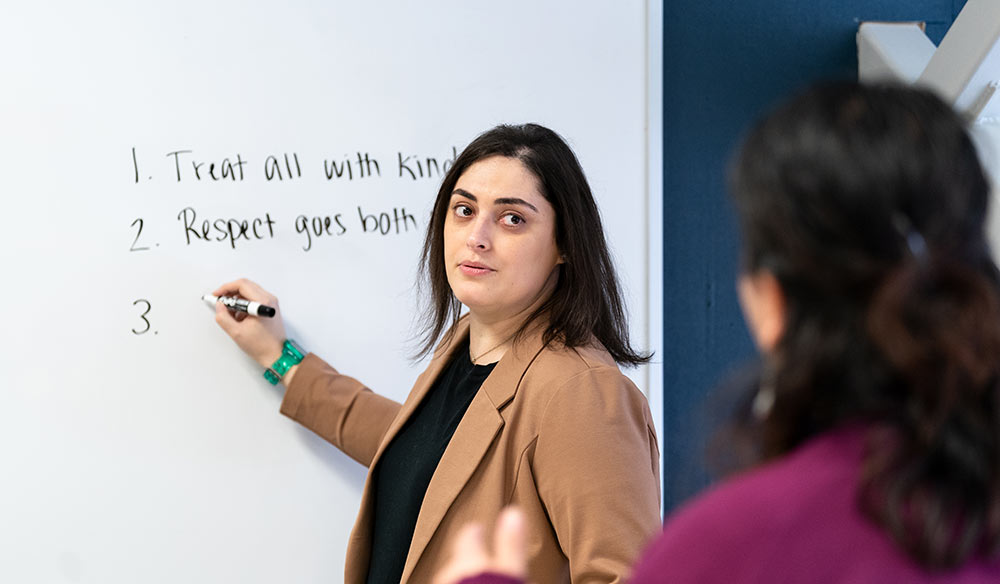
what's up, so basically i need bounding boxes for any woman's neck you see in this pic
[467,314,527,365]
[466,267,558,364]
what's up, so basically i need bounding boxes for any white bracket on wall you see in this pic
[857,22,936,85]
[858,0,1000,254]
[858,0,1000,123]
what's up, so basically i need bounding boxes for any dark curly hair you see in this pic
[416,123,649,366]
[729,81,1000,568]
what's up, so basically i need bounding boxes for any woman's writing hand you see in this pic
[211,278,287,370]
[433,508,527,584]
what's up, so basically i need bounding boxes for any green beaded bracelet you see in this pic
[263,339,305,385]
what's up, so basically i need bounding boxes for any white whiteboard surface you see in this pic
[0,2,661,582]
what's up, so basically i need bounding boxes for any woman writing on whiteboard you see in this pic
[436,83,1000,583]
[209,124,661,583]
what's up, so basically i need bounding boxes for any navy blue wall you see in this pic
[661,0,969,512]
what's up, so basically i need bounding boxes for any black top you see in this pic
[365,339,497,584]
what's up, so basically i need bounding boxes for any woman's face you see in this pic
[443,156,563,322]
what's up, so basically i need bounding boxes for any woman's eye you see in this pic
[501,214,524,226]
[454,204,473,217]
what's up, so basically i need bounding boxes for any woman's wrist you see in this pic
[259,341,285,369]
[281,362,301,387]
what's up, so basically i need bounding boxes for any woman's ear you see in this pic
[737,270,786,353]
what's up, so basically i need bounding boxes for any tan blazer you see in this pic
[280,317,661,583]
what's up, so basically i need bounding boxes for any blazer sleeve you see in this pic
[279,353,402,467]
[532,367,662,583]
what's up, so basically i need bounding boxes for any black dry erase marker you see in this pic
[202,294,276,317]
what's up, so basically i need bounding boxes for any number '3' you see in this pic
[132,299,151,334]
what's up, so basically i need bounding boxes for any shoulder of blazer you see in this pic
[529,337,620,376]
[514,338,631,402]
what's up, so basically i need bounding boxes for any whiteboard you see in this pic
[0,2,660,582]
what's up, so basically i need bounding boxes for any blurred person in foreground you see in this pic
[435,81,1000,583]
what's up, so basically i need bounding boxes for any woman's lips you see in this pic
[459,262,494,276]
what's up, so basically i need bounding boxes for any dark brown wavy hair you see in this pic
[415,123,649,366]
[729,82,1000,568]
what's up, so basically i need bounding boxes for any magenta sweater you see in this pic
[630,425,999,583]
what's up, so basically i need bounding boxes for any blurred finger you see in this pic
[453,523,489,568]
[493,508,527,577]
[434,523,488,584]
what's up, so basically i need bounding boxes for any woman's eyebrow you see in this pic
[451,189,540,213]
[451,188,477,201]
[494,197,539,212]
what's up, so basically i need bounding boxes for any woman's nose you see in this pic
[467,217,491,251]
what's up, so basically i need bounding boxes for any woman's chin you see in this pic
[456,296,490,314]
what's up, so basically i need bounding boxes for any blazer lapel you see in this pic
[344,319,471,583]
[399,326,548,582]
[369,320,470,465]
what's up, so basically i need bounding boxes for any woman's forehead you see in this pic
[454,156,545,203]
